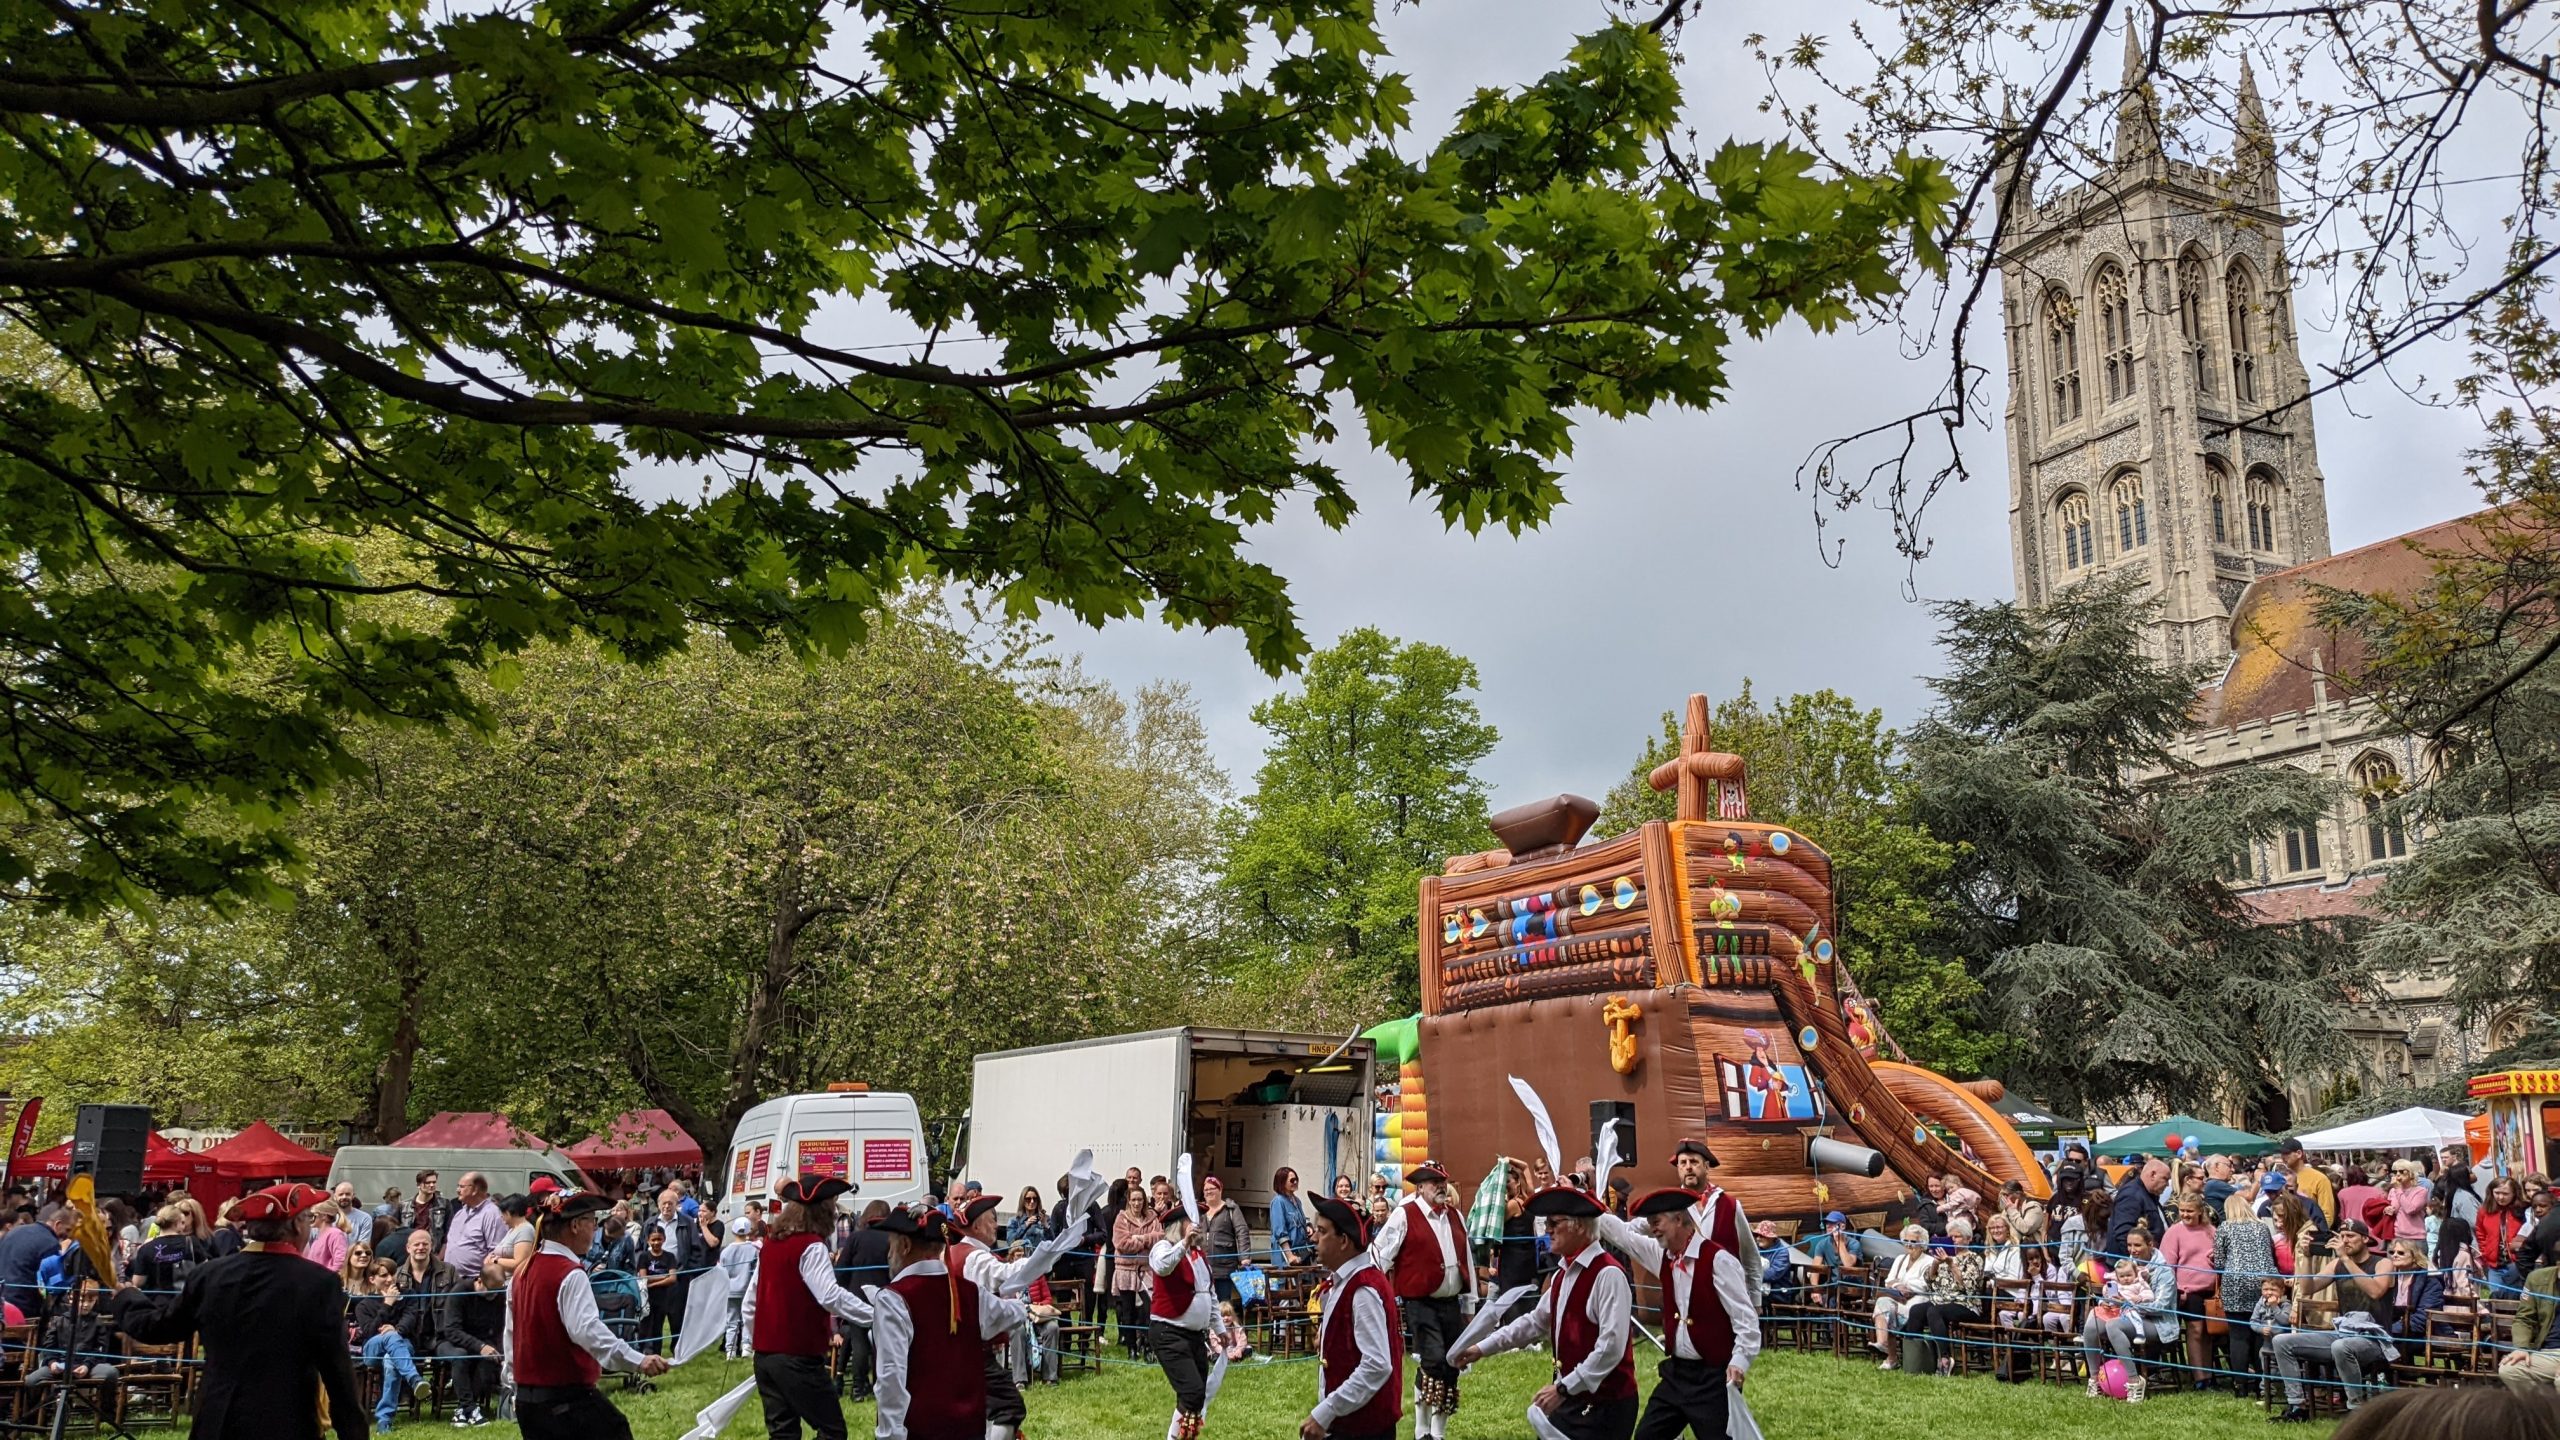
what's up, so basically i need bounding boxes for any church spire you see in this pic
[2114,22,2162,166]
[1993,94,2036,229]
[2233,56,2277,204]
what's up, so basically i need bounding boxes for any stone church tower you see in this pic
[1999,32,2333,666]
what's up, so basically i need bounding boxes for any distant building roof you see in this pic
[2194,510,2504,732]
[2241,872,2385,926]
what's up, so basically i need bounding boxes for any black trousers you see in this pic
[755,1351,846,1440]
[1152,1323,1210,1414]
[1550,1391,1640,1440]
[1632,1358,1729,1440]
[984,1343,1026,1426]
[1403,1294,1463,1384]
[434,1342,496,1410]
[838,1315,874,1398]
[517,1385,632,1440]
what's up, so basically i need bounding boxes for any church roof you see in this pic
[2192,510,2504,732]
[2241,873,2384,926]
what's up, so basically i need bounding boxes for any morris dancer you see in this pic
[116,1182,368,1440]
[874,1208,1031,1440]
[1452,1185,1636,1440]
[1301,1196,1402,1440]
[955,1192,1085,1440]
[1669,1139,1759,1305]
[502,1182,669,1440]
[1599,1189,1760,1440]
[1150,1200,1216,1439]
[750,1176,872,1440]
[1368,1160,1475,1438]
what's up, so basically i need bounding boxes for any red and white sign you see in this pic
[746,1143,772,1189]
[861,1138,912,1181]
[797,1138,851,1182]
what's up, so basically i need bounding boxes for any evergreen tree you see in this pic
[1218,629,1498,1019]
[1906,573,2365,1122]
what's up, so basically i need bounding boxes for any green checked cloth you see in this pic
[1466,1157,1513,1243]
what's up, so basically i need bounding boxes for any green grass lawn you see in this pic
[368,1342,2334,1439]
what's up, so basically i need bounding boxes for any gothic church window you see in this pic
[2057,491,2094,571]
[2246,471,2281,553]
[2282,823,2322,874]
[2111,473,2149,551]
[2226,265,2259,402]
[2206,459,2231,545]
[2355,753,2408,861]
[2095,265,2135,403]
[2177,255,2212,394]
[2045,291,2082,423]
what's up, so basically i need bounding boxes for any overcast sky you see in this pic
[1012,0,2495,808]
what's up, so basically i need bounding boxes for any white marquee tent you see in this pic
[2293,1107,2475,1153]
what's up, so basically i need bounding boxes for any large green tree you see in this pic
[1595,685,2000,1075]
[0,608,1225,1147]
[0,0,1953,910]
[1906,573,2364,1123]
[2328,290,2560,1026]
[1218,627,1497,1020]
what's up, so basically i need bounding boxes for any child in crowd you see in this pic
[1214,1299,1252,1362]
[2250,1276,2294,1344]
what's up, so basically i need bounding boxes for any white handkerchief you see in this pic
[1204,1346,1231,1408]
[679,1377,758,1440]
[1449,1284,1535,1368]
[1528,1402,1572,1440]
[673,1267,733,1365]
[1730,1386,1763,1440]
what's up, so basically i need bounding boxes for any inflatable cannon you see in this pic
[1409,695,2045,1223]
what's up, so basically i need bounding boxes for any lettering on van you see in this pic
[862,1138,913,1181]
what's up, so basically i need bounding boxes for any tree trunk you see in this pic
[362,908,429,1144]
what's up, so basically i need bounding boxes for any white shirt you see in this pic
[1148,1236,1215,1332]
[740,1235,869,1330]
[873,1259,1030,1440]
[1310,1254,1395,1430]
[500,1241,648,1380]
[955,1224,1078,1300]
[1368,1197,1469,1299]
[1594,1214,1758,1372]
[1473,1244,1632,1395]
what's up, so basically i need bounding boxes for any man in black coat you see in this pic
[115,1182,364,1440]
[2104,1157,2170,1259]
[834,1200,896,1400]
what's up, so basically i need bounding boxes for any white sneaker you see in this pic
[2085,1378,2102,1398]
[2126,1377,2146,1405]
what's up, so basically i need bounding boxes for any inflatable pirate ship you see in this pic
[1407,695,2048,1222]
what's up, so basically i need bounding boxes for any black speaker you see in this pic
[71,1104,151,1196]
[1590,1101,1636,1170]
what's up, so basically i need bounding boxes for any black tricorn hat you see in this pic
[1524,1185,1605,1221]
[776,1176,855,1210]
[1631,1187,1701,1220]
[1310,1195,1367,1245]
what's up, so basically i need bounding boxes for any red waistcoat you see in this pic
[888,1267,987,1440]
[1322,1265,1405,1435]
[1659,1240,1736,1368]
[1388,1199,1471,1300]
[754,1232,834,1357]
[1550,1250,1638,1402]
[510,1252,602,1389]
[1698,1190,1743,1259]
[1151,1249,1207,1321]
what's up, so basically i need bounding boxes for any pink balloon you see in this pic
[2098,1359,2132,1400]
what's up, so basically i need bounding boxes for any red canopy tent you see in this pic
[196,1121,332,1179]
[564,1110,702,1171]
[15,1131,222,1190]
[390,1112,550,1150]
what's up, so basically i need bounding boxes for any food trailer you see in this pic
[2465,1065,2560,1178]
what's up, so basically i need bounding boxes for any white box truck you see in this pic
[715,1087,933,1224]
[962,1027,1375,1216]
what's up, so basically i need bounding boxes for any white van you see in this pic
[326,1145,592,1206]
[717,1087,930,1222]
